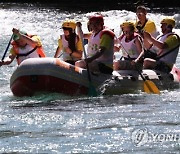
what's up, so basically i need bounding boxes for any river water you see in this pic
[0,4,180,153]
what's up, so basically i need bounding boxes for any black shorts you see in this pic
[155,61,172,73]
[98,63,113,74]
[144,50,157,60]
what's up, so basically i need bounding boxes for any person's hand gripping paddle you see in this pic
[77,25,98,97]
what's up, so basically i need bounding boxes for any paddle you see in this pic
[120,42,160,94]
[1,34,14,62]
[77,25,98,97]
[58,53,63,58]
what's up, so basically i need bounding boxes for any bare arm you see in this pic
[64,47,82,59]
[143,31,167,49]
[54,46,62,58]
[13,28,39,47]
[71,50,82,59]
[0,53,16,66]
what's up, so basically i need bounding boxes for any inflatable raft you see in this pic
[10,58,180,96]
[100,68,180,95]
[10,58,110,96]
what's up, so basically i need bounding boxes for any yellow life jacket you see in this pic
[135,19,157,35]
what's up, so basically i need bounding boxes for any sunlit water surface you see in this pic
[0,4,180,153]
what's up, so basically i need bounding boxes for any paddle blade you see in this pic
[88,83,98,97]
[143,80,160,94]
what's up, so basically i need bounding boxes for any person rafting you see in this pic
[135,5,159,50]
[142,18,180,73]
[75,14,115,74]
[54,20,83,65]
[113,21,144,70]
[0,28,46,66]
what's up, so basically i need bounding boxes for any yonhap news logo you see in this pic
[131,128,180,147]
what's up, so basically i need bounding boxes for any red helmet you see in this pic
[89,14,104,25]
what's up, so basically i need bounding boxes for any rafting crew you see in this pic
[0,28,46,66]
[142,18,180,73]
[113,21,144,70]
[75,14,115,74]
[1,13,179,76]
[54,20,83,65]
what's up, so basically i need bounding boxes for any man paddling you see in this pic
[0,28,46,66]
[135,5,159,50]
[143,18,180,73]
[75,14,115,74]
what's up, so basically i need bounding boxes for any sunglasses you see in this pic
[62,27,72,31]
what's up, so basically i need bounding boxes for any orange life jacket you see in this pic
[11,35,46,65]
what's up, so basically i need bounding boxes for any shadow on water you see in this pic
[10,91,159,110]
[0,130,24,139]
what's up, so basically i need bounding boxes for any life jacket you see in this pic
[12,35,46,65]
[60,34,81,61]
[87,32,101,57]
[136,19,159,37]
[87,28,115,67]
[119,33,142,59]
[152,32,180,65]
